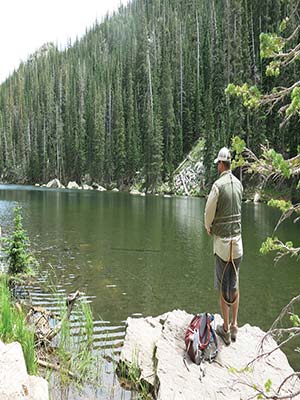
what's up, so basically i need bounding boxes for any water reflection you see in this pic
[0,185,299,382]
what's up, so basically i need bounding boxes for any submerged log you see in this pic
[45,290,81,342]
[23,290,81,348]
[37,359,78,380]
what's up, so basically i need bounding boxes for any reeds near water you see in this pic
[0,277,36,374]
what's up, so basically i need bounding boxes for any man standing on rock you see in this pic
[204,147,243,345]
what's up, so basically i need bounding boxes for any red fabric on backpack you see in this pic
[184,313,211,363]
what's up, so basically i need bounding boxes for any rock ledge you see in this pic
[0,340,48,399]
[119,309,300,400]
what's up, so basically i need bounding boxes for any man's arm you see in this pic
[204,184,219,235]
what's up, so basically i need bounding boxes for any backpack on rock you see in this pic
[184,312,219,366]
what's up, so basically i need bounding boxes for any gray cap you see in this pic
[214,147,231,164]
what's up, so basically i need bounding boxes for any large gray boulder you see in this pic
[130,188,142,195]
[46,178,63,189]
[254,192,261,203]
[0,340,48,399]
[67,181,80,189]
[120,310,300,400]
[91,182,107,191]
[97,185,107,192]
[82,184,93,190]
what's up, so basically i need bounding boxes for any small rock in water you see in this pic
[254,192,261,203]
[130,188,141,195]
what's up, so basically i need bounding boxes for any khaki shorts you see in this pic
[214,254,242,292]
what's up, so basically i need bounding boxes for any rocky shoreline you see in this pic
[119,310,300,400]
[1,177,267,204]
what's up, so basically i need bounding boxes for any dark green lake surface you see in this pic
[0,185,299,397]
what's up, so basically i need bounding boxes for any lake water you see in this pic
[0,185,299,398]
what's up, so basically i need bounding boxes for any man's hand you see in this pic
[206,228,211,235]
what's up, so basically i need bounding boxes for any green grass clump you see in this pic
[0,277,36,374]
[53,294,100,390]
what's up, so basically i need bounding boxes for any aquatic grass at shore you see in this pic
[0,276,37,374]
[42,288,102,397]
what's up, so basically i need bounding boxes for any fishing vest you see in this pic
[211,171,243,238]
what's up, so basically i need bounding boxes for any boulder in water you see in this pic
[97,185,107,192]
[67,181,80,189]
[46,178,63,189]
[254,192,261,203]
[82,184,93,190]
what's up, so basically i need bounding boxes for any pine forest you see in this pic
[0,0,299,190]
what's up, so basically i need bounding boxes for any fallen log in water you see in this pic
[16,289,85,381]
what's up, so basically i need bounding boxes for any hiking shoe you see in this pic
[230,325,238,342]
[216,324,231,346]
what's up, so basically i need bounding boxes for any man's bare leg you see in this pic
[220,295,230,331]
[231,290,239,328]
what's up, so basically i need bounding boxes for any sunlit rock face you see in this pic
[120,309,300,400]
[0,340,48,400]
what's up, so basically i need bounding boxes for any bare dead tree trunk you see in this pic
[250,3,257,84]
[179,23,183,128]
[146,48,154,130]
[196,11,200,85]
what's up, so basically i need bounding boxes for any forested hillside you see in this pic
[0,0,299,190]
